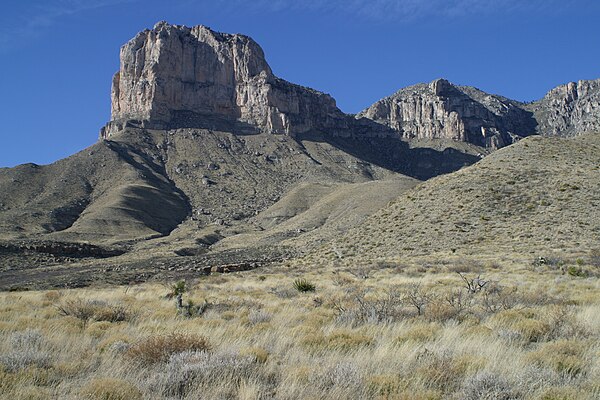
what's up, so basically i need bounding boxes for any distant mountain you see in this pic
[358,78,600,148]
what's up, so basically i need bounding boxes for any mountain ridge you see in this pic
[1,22,599,289]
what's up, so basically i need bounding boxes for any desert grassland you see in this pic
[1,255,599,400]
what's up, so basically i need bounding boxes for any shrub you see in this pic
[126,333,211,365]
[293,278,316,292]
[0,330,52,372]
[247,310,272,325]
[332,287,405,325]
[80,378,142,400]
[160,350,258,397]
[567,266,586,277]
[460,371,516,400]
[57,299,133,325]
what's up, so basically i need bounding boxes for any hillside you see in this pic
[319,132,600,263]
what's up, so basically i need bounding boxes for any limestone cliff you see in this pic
[101,22,600,149]
[356,79,538,148]
[102,21,349,138]
[527,79,600,137]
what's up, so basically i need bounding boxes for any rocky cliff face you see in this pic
[357,78,600,148]
[102,22,600,149]
[527,79,600,137]
[356,79,538,148]
[102,21,349,138]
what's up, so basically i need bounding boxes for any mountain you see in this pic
[102,21,354,138]
[357,78,600,149]
[0,23,480,249]
[357,78,537,148]
[1,22,599,289]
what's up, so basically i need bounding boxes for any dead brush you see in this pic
[126,333,211,365]
[56,299,134,325]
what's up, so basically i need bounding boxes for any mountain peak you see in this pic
[429,78,453,96]
[101,22,348,139]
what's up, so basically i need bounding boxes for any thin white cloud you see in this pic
[219,0,570,21]
[0,0,134,52]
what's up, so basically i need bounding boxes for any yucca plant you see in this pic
[293,278,316,292]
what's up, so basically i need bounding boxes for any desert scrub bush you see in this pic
[526,339,588,377]
[0,329,52,372]
[332,287,405,325]
[567,265,587,277]
[301,329,373,352]
[459,371,517,400]
[167,280,207,317]
[57,299,133,325]
[309,362,363,391]
[126,333,211,365]
[247,309,272,325]
[153,350,261,398]
[80,377,142,400]
[293,278,316,292]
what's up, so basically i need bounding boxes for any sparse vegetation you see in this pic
[126,333,211,365]
[0,258,598,399]
[293,278,316,292]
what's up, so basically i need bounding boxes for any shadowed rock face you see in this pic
[103,21,349,138]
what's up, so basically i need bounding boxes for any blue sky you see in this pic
[1,0,599,167]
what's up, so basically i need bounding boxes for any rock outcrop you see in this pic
[101,22,600,149]
[357,78,600,148]
[102,21,349,138]
[527,79,600,137]
[356,79,538,148]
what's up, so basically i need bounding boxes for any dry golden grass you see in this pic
[1,256,599,399]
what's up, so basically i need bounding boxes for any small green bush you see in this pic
[293,278,316,292]
[567,266,586,277]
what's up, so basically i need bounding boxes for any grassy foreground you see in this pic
[1,255,599,399]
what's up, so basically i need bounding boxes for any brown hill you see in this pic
[316,132,600,263]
